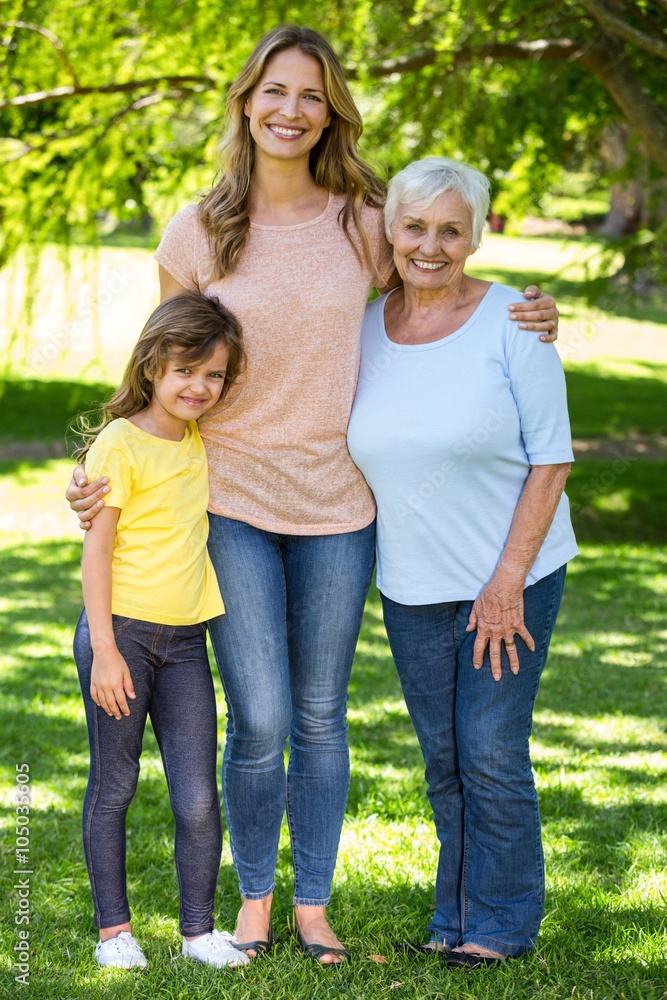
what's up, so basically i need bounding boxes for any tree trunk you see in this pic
[578,32,667,177]
[598,124,644,237]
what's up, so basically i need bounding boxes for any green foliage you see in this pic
[1,0,666,268]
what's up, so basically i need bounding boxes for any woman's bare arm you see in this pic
[82,506,136,719]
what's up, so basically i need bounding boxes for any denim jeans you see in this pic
[381,565,566,956]
[206,514,376,905]
[74,610,222,935]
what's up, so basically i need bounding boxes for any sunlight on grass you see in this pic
[1,395,666,996]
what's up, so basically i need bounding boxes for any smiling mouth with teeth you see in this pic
[267,124,305,137]
[411,260,446,270]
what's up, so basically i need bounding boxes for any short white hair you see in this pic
[385,156,491,249]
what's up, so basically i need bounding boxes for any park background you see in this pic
[0,2,665,997]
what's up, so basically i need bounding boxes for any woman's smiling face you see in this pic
[389,190,477,292]
[244,47,331,164]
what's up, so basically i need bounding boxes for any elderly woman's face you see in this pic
[389,190,477,291]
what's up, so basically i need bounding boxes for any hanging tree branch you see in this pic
[0,75,216,111]
[1,20,81,85]
[363,32,667,175]
[577,0,667,60]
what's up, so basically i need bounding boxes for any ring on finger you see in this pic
[505,640,516,647]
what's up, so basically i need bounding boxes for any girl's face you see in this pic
[244,47,331,165]
[146,344,229,435]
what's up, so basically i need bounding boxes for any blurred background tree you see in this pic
[1,0,666,283]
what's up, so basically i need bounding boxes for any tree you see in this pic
[1,0,665,268]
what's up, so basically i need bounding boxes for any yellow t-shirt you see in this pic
[85,418,224,626]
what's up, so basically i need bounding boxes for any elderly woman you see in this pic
[347,157,578,967]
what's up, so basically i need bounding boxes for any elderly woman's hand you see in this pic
[509,286,559,342]
[466,580,536,680]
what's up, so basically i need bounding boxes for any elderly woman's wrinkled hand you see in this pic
[466,582,536,680]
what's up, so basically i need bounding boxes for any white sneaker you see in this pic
[95,931,148,969]
[182,929,250,968]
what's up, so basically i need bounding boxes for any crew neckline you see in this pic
[250,191,335,231]
[120,417,194,444]
[378,283,496,351]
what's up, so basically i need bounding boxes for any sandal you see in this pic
[297,929,350,964]
[231,921,273,956]
[394,940,449,955]
[445,950,507,968]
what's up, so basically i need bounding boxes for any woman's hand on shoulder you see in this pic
[66,466,109,530]
[508,286,559,342]
[466,580,535,680]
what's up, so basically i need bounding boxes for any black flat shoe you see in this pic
[394,941,450,955]
[297,930,350,964]
[444,950,506,969]
[232,921,273,956]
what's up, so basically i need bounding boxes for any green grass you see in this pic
[0,267,666,995]
[0,513,665,998]
[2,358,666,453]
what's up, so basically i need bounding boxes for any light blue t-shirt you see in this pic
[347,283,579,605]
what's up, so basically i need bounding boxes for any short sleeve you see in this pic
[363,204,395,287]
[85,428,134,510]
[506,327,575,466]
[154,205,206,291]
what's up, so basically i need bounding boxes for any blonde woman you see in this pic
[67,26,559,963]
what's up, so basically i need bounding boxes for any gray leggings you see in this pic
[74,610,222,935]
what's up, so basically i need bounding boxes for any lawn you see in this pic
[0,240,666,999]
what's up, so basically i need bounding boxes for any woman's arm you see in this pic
[82,506,136,718]
[466,462,571,680]
[159,265,189,302]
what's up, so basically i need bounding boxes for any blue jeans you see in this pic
[206,514,376,905]
[381,566,566,956]
[74,611,222,936]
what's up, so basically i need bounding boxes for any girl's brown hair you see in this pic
[198,25,386,279]
[74,292,245,461]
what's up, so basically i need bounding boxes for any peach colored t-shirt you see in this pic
[154,194,394,534]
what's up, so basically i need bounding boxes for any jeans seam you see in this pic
[150,624,162,667]
[86,704,104,927]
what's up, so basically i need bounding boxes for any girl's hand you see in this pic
[90,649,136,719]
[466,581,535,680]
[508,286,559,342]
[66,466,110,530]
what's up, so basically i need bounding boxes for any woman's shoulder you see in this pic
[161,203,207,240]
[483,281,522,307]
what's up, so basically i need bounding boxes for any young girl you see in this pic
[73,292,247,970]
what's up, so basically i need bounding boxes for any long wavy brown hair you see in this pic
[199,25,386,279]
[74,293,245,461]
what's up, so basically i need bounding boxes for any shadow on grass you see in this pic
[0,377,114,448]
[565,361,667,440]
[1,535,665,998]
